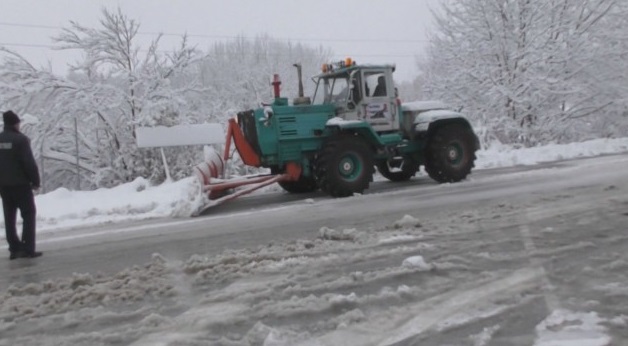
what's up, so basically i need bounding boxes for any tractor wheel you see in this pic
[278,175,318,194]
[315,135,374,197]
[424,123,476,183]
[376,157,419,182]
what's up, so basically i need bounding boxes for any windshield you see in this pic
[312,74,350,106]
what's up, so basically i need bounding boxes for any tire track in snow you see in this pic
[300,267,544,346]
[519,224,560,311]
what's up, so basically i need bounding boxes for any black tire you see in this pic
[278,175,318,193]
[315,135,374,197]
[424,123,476,183]
[376,157,419,182]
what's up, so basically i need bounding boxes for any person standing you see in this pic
[0,110,42,259]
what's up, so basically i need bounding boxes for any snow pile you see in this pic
[0,254,174,323]
[470,325,501,346]
[393,215,422,229]
[534,309,611,346]
[3,177,205,232]
[476,137,628,169]
[401,255,431,270]
[319,226,359,241]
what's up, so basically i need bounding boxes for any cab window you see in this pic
[364,72,388,98]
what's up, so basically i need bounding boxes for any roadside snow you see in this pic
[476,137,628,169]
[1,177,205,233]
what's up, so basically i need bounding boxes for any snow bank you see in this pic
[476,137,628,169]
[31,177,204,232]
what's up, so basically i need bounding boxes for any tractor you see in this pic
[193,58,479,211]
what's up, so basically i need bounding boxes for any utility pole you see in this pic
[40,136,45,193]
[74,117,80,190]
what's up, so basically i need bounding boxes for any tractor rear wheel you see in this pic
[315,135,374,197]
[278,175,318,193]
[376,157,419,182]
[424,123,476,183]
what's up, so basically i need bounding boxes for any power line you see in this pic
[0,42,53,48]
[0,22,59,30]
[0,21,431,44]
[0,43,425,59]
[0,42,427,58]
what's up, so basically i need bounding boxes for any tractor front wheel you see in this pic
[278,175,318,194]
[315,136,374,197]
[424,123,476,183]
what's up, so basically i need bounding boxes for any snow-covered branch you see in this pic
[420,0,628,146]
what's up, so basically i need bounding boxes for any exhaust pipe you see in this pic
[292,63,311,105]
[271,74,281,99]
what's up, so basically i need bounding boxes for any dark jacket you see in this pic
[0,126,40,187]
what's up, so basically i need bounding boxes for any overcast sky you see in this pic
[1,0,439,82]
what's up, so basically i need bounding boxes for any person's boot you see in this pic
[24,251,43,258]
[9,251,25,260]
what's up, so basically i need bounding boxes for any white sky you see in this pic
[0,0,440,82]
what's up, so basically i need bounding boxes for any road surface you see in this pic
[1,153,627,345]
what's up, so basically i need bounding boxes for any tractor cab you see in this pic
[312,58,399,133]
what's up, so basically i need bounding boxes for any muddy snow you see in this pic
[1,174,627,345]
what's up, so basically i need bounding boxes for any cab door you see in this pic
[360,69,397,132]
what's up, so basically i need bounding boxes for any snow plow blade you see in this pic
[192,173,288,215]
[191,118,302,215]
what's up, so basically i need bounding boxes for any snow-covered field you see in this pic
[1,137,628,346]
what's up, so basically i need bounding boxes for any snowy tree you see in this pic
[52,8,204,186]
[0,8,204,189]
[0,8,332,190]
[420,0,628,146]
[195,36,330,121]
[397,76,425,103]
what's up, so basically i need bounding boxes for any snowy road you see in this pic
[1,154,628,345]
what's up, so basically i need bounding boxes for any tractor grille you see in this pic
[280,129,298,136]
[279,116,298,137]
[279,116,296,123]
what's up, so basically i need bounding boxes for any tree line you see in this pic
[420,0,628,146]
[0,8,330,191]
[1,2,626,191]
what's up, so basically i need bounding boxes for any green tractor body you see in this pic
[234,59,479,197]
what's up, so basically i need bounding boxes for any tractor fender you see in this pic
[414,111,480,150]
[325,117,385,148]
[413,109,468,131]
[401,101,475,144]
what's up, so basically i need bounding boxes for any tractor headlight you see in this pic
[263,106,274,119]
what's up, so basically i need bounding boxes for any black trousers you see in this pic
[0,185,36,253]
